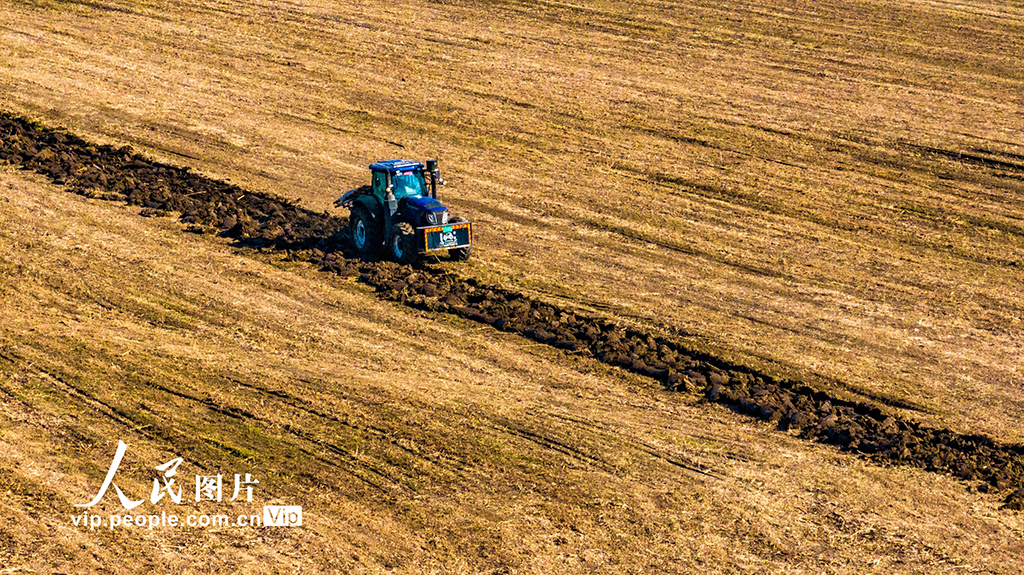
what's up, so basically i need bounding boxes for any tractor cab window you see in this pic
[371,170,388,196]
[391,170,425,199]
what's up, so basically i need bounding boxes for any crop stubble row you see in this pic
[2,112,1022,508]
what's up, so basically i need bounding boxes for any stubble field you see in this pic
[1,0,1023,572]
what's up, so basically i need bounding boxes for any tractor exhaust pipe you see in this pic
[427,159,439,199]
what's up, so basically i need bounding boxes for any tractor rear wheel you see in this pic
[349,205,382,255]
[389,222,418,265]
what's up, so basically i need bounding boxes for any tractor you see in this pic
[334,159,472,264]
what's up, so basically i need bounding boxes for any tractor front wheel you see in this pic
[448,217,472,261]
[389,222,418,265]
[349,205,382,256]
[449,245,472,261]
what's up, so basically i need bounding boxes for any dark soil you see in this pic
[4,111,1023,505]
[0,113,346,250]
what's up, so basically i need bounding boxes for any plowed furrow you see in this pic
[4,111,1023,507]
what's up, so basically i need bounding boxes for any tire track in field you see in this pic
[544,411,722,480]
[0,345,395,495]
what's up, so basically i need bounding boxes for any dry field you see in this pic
[1,0,1023,572]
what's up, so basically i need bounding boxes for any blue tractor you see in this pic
[334,159,473,264]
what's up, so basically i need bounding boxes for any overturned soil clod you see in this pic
[4,111,1023,500]
[0,113,346,249]
[347,261,1024,498]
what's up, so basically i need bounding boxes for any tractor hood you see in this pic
[402,195,447,213]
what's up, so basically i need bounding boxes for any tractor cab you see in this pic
[369,159,428,201]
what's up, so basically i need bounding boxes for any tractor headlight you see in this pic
[425,210,448,225]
